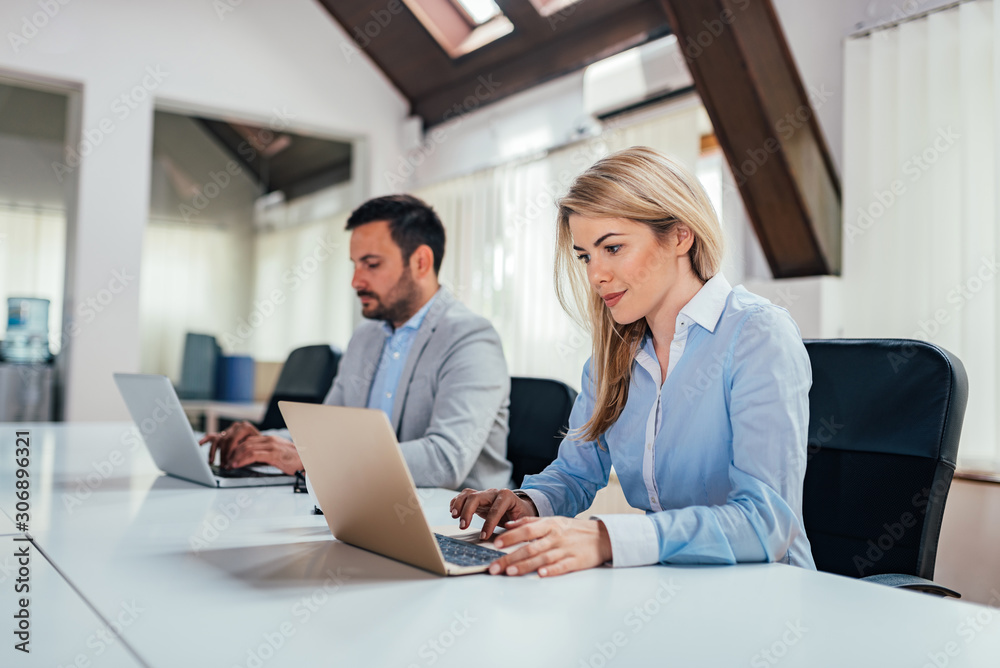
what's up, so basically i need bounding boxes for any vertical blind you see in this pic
[139,221,251,379]
[249,213,355,362]
[139,214,357,379]
[843,0,999,467]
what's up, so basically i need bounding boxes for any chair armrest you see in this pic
[862,573,961,598]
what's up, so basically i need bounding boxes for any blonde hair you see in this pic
[555,146,724,442]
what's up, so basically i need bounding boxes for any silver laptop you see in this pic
[114,373,295,488]
[279,401,507,575]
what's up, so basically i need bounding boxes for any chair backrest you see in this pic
[507,377,578,487]
[176,333,220,400]
[802,339,968,581]
[257,345,342,431]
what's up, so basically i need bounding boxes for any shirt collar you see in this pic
[380,289,439,336]
[677,272,732,334]
[635,272,733,369]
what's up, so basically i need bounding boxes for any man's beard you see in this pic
[358,267,422,325]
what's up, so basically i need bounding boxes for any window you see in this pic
[452,0,501,25]
[403,0,513,58]
[527,0,583,18]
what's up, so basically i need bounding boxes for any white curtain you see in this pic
[415,104,703,389]
[0,207,66,353]
[139,213,356,380]
[139,220,251,381]
[250,213,355,362]
[843,0,1000,468]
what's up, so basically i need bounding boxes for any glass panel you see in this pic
[454,0,501,25]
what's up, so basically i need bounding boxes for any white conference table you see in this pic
[3,423,1000,668]
[0,503,14,534]
[0,509,142,667]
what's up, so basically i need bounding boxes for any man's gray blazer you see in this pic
[322,288,512,490]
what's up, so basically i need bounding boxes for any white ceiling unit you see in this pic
[583,35,694,119]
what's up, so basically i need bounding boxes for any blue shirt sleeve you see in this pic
[520,358,613,516]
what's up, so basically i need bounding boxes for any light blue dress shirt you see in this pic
[520,274,816,569]
[366,292,439,418]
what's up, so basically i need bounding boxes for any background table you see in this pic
[3,423,1000,667]
[179,400,266,433]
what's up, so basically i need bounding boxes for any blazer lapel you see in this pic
[390,289,455,431]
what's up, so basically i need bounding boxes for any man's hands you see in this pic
[199,421,303,475]
[450,488,538,540]
[450,488,614,577]
[200,420,258,467]
[489,517,612,578]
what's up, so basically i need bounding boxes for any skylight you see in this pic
[404,0,512,58]
[454,0,502,25]
[527,0,584,18]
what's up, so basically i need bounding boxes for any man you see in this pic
[200,194,513,490]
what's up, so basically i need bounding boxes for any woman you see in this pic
[450,146,815,577]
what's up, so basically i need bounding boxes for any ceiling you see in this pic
[149,112,354,224]
[318,0,673,127]
[195,118,353,202]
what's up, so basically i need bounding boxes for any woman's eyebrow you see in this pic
[572,232,624,251]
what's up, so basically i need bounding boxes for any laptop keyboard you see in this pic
[434,533,506,567]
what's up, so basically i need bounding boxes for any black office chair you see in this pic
[507,377,578,487]
[219,345,341,433]
[176,333,221,400]
[802,339,968,597]
[254,345,342,431]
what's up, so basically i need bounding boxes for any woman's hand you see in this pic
[488,517,613,577]
[450,488,538,540]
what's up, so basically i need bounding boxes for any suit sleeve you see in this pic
[397,322,510,489]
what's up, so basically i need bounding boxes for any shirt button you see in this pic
[650,495,657,505]
[385,392,392,399]
[392,352,400,359]
[646,442,653,451]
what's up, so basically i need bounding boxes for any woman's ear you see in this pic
[673,224,695,255]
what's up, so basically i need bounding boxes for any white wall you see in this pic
[770,0,940,177]
[0,0,408,420]
[407,70,598,190]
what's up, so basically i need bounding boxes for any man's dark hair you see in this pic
[346,194,446,274]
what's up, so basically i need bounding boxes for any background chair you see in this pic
[802,339,968,597]
[217,344,341,433]
[507,376,577,487]
[255,344,342,431]
[176,333,221,400]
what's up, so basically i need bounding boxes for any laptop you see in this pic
[278,401,507,575]
[114,373,296,488]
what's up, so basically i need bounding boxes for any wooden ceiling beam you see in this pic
[320,0,671,123]
[659,0,841,277]
[414,1,670,125]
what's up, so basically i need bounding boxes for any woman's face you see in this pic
[568,215,691,325]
